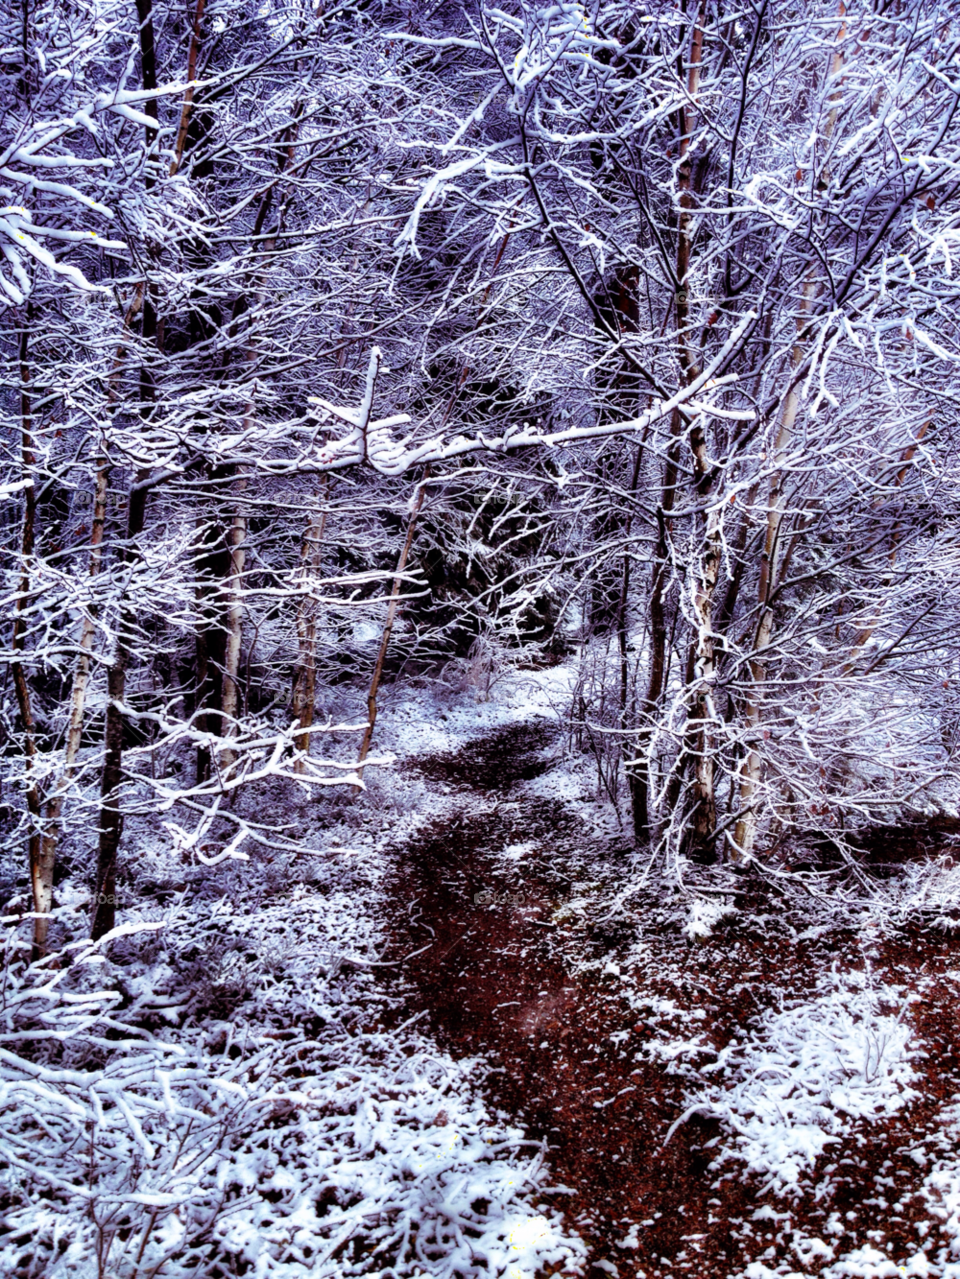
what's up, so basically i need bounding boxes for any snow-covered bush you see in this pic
[673,972,919,1196]
[684,894,737,940]
[892,853,960,930]
[0,910,266,1276]
[0,865,585,1278]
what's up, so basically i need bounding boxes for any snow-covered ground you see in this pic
[0,669,589,1278]
[7,657,960,1278]
[686,970,920,1197]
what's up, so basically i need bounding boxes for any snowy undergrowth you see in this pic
[887,852,960,930]
[684,893,737,940]
[680,971,920,1197]
[0,792,585,1278]
[725,1015,960,1278]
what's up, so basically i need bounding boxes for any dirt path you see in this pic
[382,722,960,1279]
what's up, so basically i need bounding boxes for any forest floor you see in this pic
[374,712,960,1279]
[15,673,960,1279]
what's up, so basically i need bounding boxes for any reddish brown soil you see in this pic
[383,724,960,1279]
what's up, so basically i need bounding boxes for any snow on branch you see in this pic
[308,315,756,477]
[0,72,205,303]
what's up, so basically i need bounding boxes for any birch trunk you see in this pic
[732,279,817,860]
[675,2,721,858]
[353,471,429,789]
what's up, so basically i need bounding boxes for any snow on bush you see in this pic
[0,852,586,1278]
[674,972,919,1196]
[869,1101,960,1279]
[684,894,736,940]
[891,853,960,930]
[205,1043,580,1279]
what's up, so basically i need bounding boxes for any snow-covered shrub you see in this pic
[441,634,508,704]
[684,894,736,940]
[204,1043,584,1279]
[673,972,919,1196]
[893,852,960,929]
[0,866,586,1278]
[0,911,272,1277]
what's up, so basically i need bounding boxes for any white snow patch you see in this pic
[502,840,538,862]
[682,972,919,1196]
[684,894,736,939]
[371,663,574,763]
[819,1243,929,1276]
[875,1101,960,1279]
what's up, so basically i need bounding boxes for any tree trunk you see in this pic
[353,470,429,788]
[648,5,708,854]
[675,3,720,861]
[91,0,164,941]
[219,473,247,779]
[591,271,641,634]
[91,481,149,940]
[133,0,159,130]
[615,441,645,835]
[633,417,682,843]
[169,0,206,178]
[214,154,300,782]
[732,277,817,861]
[11,325,44,951]
[293,482,328,771]
[686,498,722,857]
[193,498,229,785]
